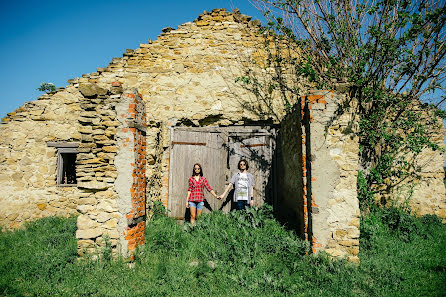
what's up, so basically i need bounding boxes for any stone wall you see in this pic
[75,83,123,256]
[278,90,360,262]
[76,88,147,257]
[0,77,147,256]
[115,92,147,255]
[409,129,446,219]
[374,105,446,221]
[303,91,360,262]
[0,87,84,230]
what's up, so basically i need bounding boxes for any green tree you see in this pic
[251,0,446,209]
[37,82,56,93]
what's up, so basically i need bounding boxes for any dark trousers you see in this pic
[236,200,250,210]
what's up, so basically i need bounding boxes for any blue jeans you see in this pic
[236,200,250,210]
[188,201,204,210]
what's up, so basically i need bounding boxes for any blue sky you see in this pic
[0,0,264,119]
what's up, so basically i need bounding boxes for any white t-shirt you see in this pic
[236,172,249,200]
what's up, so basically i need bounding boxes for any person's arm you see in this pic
[203,177,218,199]
[210,190,218,199]
[250,186,254,207]
[218,183,233,199]
[250,174,254,206]
[186,191,191,208]
[186,177,192,207]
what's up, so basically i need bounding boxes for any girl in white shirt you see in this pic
[218,159,255,210]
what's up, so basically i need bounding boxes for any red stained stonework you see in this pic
[121,93,147,254]
[300,91,329,253]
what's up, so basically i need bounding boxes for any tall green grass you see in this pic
[0,206,445,296]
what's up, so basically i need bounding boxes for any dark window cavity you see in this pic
[46,142,79,187]
[58,152,77,185]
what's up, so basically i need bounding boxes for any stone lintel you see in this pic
[46,141,80,148]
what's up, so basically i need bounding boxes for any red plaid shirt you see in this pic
[187,176,213,202]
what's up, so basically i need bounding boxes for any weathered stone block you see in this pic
[348,218,360,228]
[78,158,106,165]
[76,228,104,239]
[105,127,117,137]
[79,117,100,125]
[335,230,347,238]
[77,239,95,250]
[103,121,121,127]
[104,171,118,178]
[36,203,47,210]
[103,230,120,239]
[77,153,95,160]
[103,218,118,229]
[325,248,344,257]
[80,111,98,118]
[435,208,446,219]
[347,228,360,239]
[92,129,105,135]
[77,181,109,190]
[96,212,114,223]
[97,200,117,212]
[79,126,93,134]
[79,83,107,97]
[97,152,115,160]
[93,135,109,141]
[103,146,118,153]
[338,240,359,247]
[77,214,98,229]
[78,197,97,205]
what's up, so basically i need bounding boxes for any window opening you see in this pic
[46,142,79,186]
[58,151,77,185]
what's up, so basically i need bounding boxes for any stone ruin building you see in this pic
[0,8,445,262]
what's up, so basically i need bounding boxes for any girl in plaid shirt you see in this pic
[186,163,218,225]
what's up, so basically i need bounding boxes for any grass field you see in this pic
[0,205,445,296]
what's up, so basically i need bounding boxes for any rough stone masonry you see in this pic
[0,8,444,260]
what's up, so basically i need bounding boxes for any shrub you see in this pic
[380,207,422,242]
[37,82,56,93]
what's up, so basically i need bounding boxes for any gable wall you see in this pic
[0,88,84,229]
[77,8,301,211]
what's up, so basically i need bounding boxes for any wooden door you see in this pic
[227,129,274,207]
[168,128,226,219]
[168,126,275,218]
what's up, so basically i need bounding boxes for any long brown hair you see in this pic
[192,163,203,177]
[238,159,249,170]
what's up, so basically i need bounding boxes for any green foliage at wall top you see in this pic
[251,0,445,209]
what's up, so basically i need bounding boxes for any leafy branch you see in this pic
[251,0,446,209]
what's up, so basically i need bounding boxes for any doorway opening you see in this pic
[167,126,277,219]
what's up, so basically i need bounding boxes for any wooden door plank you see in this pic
[172,141,206,146]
